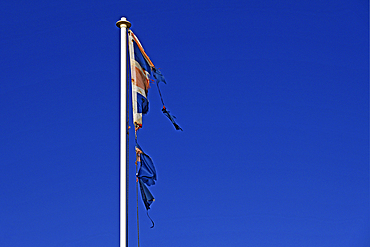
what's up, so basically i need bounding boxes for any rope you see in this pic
[156,81,165,106]
[135,132,140,247]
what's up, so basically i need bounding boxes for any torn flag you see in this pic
[152,67,183,131]
[136,145,157,186]
[136,144,157,227]
[138,179,155,227]
[129,31,182,131]
[162,106,183,131]
[128,31,154,130]
[138,178,155,210]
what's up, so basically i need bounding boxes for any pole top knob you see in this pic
[116,17,131,29]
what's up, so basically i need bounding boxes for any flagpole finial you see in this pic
[116,17,131,29]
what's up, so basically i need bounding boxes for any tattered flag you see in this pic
[136,144,157,227]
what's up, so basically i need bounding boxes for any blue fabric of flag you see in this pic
[138,178,155,210]
[136,143,156,227]
[137,93,149,114]
[138,178,155,228]
[136,145,157,186]
[133,41,151,74]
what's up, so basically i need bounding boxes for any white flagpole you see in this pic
[116,17,131,247]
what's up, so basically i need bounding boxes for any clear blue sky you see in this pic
[0,1,368,246]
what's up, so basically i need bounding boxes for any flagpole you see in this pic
[116,17,131,247]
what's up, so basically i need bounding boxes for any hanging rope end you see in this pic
[147,211,155,228]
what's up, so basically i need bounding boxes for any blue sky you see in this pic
[0,1,368,246]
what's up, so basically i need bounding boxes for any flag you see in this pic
[129,31,182,131]
[135,145,157,186]
[138,179,155,228]
[138,178,155,210]
[128,31,154,130]
[129,30,182,228]
[153,67,183,131]
[136,144,157,227]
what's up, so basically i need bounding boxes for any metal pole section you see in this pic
[116,17,131,247]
